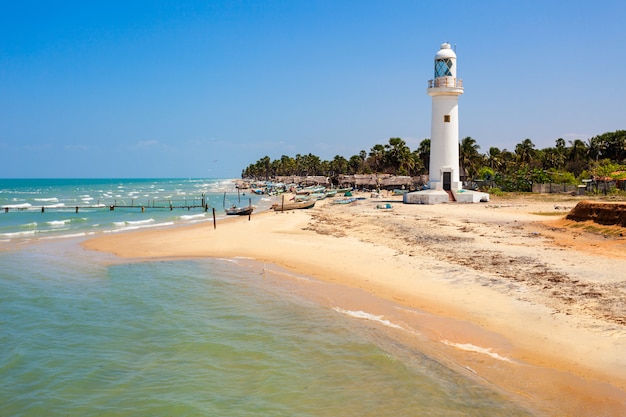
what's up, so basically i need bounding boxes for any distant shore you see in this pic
[83,192,626,416]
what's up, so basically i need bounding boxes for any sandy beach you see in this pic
[83,192,626,416]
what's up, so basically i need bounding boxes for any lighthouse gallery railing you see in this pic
[428,78,463,88]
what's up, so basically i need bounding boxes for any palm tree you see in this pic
[486,147,503,172]
[348,155,362,174]
[368,144,386,173]
[258,156,271,180]
[384,138,412,174]
[515,138,536,167]
[540,147,565,171]
[459,136,482,180]
[567,139,589,177]
[329,155,348,176]
[417,139,430,173]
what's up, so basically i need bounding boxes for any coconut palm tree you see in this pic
[459,136,482,180]
[417,139,430,173]
[566,139,589,177]
[486,147,503,172]
[515,138,536,167]
[368,144,386,173]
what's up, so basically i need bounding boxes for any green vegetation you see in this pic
[242,130,626,192]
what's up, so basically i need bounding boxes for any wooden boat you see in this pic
[225,205,254,215]
[271,200,316,211]
[331,197,357,205]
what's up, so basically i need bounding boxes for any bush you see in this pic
[488,187,505,196]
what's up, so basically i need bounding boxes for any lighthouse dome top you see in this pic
[435,43,456,60]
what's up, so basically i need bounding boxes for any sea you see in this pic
[0,178,535,416]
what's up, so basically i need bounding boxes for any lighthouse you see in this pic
[428,42,463,192]
[404,42,489,204]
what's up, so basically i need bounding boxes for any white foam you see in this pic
[0,230,38,238]
[40,231,89,240]
[1,203,32,209]
[113,218,155,227]
[107,221,174,233]
[34,197,59,202]
[44,203,66,208]
[47,219,71,227]
[333,307,403,330]
[180,213,206,220]
[441,340,514,363]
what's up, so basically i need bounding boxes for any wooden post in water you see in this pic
[238,187,241,204]
[41,206,45,213]
[223,192,226,208]
[281,194,285,212]
[248,198,252,221]
[75,206,79,213]
[212,208,216,229]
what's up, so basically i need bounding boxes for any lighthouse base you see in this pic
[403,189,489,205]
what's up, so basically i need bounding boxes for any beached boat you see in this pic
[295,186,325,195]
[392,189,409,195]
[271,200,316,211]
[331,197,357,205]
[225,205,254,215]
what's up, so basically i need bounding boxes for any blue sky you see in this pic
[1,0,624,178]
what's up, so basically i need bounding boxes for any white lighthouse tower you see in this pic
[404,42,488,204]
[428,42,462,192]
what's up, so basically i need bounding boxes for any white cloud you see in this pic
[132,140,160,149]
[64,144,89,151]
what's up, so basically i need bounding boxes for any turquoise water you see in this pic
[0,178,265,242]
[0,179,534,416]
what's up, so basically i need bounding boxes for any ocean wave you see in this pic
[34,197,59,202]
[107,221,174,233]
[47,219,72,227]
[1,203,33,209]
[113,218,156,227]
[0,230,38,238]
[441,340,514,363]
[40,231,91,241]
[180,213,206,221]
[333,307,403,330]
[43,203,66,208]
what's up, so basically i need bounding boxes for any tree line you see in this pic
[242,130,626,192]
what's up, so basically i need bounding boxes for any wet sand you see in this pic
[83,192,626,416]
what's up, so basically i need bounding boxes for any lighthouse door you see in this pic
[443,172,451,191]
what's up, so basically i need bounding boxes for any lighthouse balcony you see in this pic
[428,78,463,88]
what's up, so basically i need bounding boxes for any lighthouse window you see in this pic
[444,115,451,123]
[435,58,453,78]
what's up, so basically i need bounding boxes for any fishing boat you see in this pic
[271,200,316,211]
[331,197,357,205]
[225,205,254,215]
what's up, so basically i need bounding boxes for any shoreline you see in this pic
[82,192,626,416]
